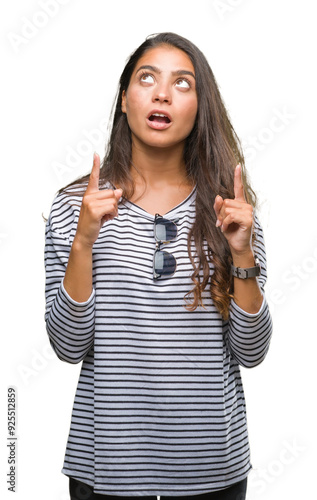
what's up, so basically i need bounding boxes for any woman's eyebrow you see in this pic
[172,69,196,79]
[136,65,195,79]
[136,64,160,74]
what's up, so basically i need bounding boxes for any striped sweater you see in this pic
[44,185,272,496]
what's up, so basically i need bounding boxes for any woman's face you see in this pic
[121,45,198,152]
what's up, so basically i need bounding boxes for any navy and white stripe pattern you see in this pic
[44,185,272,496]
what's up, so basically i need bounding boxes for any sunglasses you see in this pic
[153,214,178,280]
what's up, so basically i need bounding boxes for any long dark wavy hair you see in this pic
[63,32,256,319]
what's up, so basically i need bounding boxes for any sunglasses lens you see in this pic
[153,216,178,279]
[154,250,177,277]
[155,218,177,242]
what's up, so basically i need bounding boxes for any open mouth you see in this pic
[148,113,171,124]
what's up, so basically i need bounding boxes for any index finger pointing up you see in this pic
[86,152,101,193]
[234,164,246,201]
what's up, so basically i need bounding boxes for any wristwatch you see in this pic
[231,257,261,279]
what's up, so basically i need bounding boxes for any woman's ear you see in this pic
[121,90,127,113]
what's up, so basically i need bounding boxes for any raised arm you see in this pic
[44,153,122,363]
[214,165,273,367]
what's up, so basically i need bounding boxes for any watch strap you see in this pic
[231,258,261,279]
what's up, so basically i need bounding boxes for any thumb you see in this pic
[114,188,123,200]
[213,195,223,226]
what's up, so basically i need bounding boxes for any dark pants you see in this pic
[69,477,247,500]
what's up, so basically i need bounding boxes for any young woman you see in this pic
[45,32,273,500]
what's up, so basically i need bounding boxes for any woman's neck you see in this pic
[128,141,194,215]
[130,141,190,188]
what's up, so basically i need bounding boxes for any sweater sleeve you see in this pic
[44,192,95,364]
[227,216,273,368]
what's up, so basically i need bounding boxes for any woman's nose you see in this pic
[153,82,171,103]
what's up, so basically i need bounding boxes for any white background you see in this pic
[1,1,316,499]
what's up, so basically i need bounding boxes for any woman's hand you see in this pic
[63,153,122,302]
[214,164,263,313]
[74,152,123,249]
[213,164,253,257]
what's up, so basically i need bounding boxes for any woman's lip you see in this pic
[146,110,173,130]
[146,117,173,130]
[147,109,172,121]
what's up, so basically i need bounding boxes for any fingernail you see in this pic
[216,220,221,228]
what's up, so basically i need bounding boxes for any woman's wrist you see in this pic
[72,234,94,254]
[230,247,255,268]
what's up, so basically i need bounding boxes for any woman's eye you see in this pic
[176,78,190,89]
[140,73,154,84]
